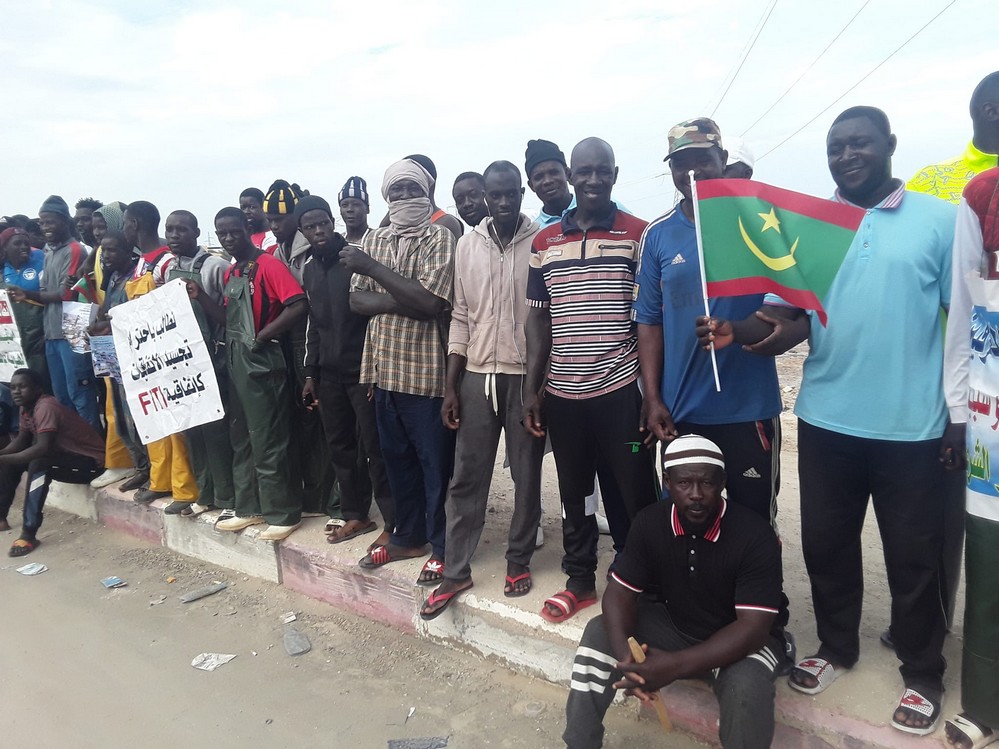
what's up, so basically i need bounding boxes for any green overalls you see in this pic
[168,258,235,511]
[224,263,298,526]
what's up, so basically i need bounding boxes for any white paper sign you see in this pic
[0,291,28,380]
[110,279,224,444]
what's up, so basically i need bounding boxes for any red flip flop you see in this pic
[504,571,532,598]
[420,584,473,621]
[540,589,597,623]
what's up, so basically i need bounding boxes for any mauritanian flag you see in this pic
[694,179,865,325]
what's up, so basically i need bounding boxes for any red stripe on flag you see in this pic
[697,179,864,231]
[706,277,828,326]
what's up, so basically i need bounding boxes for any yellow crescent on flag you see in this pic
[738,216,799,272]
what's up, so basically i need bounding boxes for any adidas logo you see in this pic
[670,253,685,265]
[742,467,762,479]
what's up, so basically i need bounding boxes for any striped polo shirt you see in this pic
[527,205,647,399]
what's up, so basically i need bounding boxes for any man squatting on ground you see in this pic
[0,368,105,556]
[563,435,785,749]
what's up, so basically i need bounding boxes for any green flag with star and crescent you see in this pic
[695,179,865,325]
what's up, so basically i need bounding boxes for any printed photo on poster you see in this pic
[0,290,29,380]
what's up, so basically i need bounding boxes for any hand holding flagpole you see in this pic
[690,170,722,392]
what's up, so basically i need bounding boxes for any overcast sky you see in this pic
[2,0,993,240]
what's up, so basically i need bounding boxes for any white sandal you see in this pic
[788,656,843,695]
[891,687,942,736]
[324,518,346,534]
[945,714,996,748]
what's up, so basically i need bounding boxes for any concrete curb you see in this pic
[46,482,948,749]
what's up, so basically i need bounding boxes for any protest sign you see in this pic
[62,301,95,354]
[110,279,224,444]
[90,335,121,382]
[0,291,28,380]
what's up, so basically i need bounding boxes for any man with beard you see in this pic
[697,106,956,734]
[74,197,102,248]
[563,435,783,749]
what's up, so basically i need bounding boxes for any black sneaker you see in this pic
[164,501,192,515]
[120,473,150,492]
[134,488,171,504]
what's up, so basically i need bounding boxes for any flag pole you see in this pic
[689,170,722,392]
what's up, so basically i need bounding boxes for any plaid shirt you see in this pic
[351,224,455,397]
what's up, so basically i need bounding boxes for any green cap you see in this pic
[663,117,723,161]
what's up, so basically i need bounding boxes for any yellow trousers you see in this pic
[104,379,133,469]
[147,433,198,502]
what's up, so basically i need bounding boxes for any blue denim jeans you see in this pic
[0,453,102,536]
[44,339,100,429]
[374,389,453,558]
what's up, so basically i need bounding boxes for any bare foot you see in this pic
[368,530,391,552]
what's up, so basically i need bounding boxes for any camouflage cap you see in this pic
[663,117,723,161]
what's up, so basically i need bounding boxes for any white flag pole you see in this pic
[690,170,722,392]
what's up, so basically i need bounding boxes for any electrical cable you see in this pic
[757,0,958,161]
[709,0,780,118]
[742,0,871,137]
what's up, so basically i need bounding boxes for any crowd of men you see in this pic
[1,70,997,749]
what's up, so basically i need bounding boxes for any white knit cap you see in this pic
[662,435,725,471]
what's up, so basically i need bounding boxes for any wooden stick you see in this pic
[627,636,673,732]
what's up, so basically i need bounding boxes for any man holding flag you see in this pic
[634,117,793,675]
[696,106,958,735]
[634,118,783,531]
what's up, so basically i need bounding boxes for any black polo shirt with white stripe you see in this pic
[611,499,782,642]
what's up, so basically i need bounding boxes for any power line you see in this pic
[742,0,871,137]
[757,0,959,162]
[709,0,780,118]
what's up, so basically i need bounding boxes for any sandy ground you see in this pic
[0,512,709,749]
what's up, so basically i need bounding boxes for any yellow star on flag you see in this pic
[758,207,781,234]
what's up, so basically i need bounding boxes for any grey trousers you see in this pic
[443,372,544,581]
[564,601,781,749]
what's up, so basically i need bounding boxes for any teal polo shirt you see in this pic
[768,187,955,441]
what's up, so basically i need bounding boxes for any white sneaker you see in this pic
[215,515,265,532]
[90,468,135,489]
[257,523,301,541]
